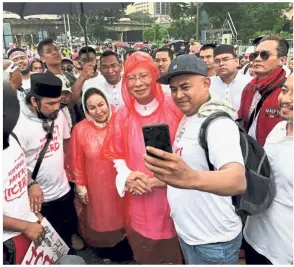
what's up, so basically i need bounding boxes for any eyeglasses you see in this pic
[214,57,236,65]
[101,63,120,72]
[249,51,276,61]
[125,72,150,84]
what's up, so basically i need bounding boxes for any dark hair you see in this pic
[155,47,174,60]
[260,34,289,57]
[30,58,44,71]
[100,50,120,63]
[7,48,27,59]
[83,88,109,113]
[124,48,136,60]
[37,38,55,57]
[199,44,217,53]
[25,94,42,106]
[78,46,96,57]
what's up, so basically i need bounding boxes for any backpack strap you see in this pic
[10,132,21,148]
[199,112,232,171]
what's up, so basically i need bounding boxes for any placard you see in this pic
[21,218,69,265]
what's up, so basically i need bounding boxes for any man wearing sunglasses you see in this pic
[209,45,253,111]
[12,73,83,253]
[238,34,288,146]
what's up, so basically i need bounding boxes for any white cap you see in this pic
[55,74,72,93]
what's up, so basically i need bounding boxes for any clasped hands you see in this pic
[124,171,153,196]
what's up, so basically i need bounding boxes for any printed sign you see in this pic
[21,218,69,265]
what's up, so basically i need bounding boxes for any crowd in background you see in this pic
[3,33,293,265]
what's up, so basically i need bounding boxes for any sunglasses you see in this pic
[249,51,276,61]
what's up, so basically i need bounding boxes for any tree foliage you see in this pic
[170,2,292,44]
[128,11,154,23]
[143,24,169,46]
[70,8,124,41]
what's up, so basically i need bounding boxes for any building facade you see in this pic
[125,2,171,17]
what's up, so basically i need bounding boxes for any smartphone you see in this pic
[142,123,173,159]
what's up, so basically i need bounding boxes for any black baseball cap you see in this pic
[157,54,208,85]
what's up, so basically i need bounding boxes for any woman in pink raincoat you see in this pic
[65,88,132,262]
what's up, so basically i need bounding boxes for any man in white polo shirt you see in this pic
[144,55,246,265]
[210,45,253,111]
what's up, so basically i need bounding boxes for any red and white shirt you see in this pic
[13,112,71,202]
[3,136,38,242]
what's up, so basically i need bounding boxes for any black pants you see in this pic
[95,238,134,262]
[243,239,272,265]
[41,189,78,249]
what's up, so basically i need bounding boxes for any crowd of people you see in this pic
[3,33,293,265]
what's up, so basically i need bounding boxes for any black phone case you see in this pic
[142,124,172,159]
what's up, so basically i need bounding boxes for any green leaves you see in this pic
[129,11,154,24]
[143,24,169,43]
[169,2,292,44]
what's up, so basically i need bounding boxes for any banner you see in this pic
[21,218,69,265]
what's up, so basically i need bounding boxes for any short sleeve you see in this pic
[12,114,27,151]
[206,118,244,170]
[59,112,71,140]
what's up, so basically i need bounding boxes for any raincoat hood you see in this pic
[82,87,112,128]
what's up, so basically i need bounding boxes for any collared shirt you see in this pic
[210,72,253,111]
[134,98,159,116]
[103,79,124,111]
[83,73,124,111]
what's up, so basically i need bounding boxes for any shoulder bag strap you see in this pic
[246,76,286,132]
[31,121,55,180]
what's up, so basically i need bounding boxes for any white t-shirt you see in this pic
[167,115,244,245]
[13,112,71,202]
[17,78,31,111]
[244,121,293,265]
[210,72,253,111]
[3,136,38,242]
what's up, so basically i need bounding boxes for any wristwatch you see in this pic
[28,180,38,189]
